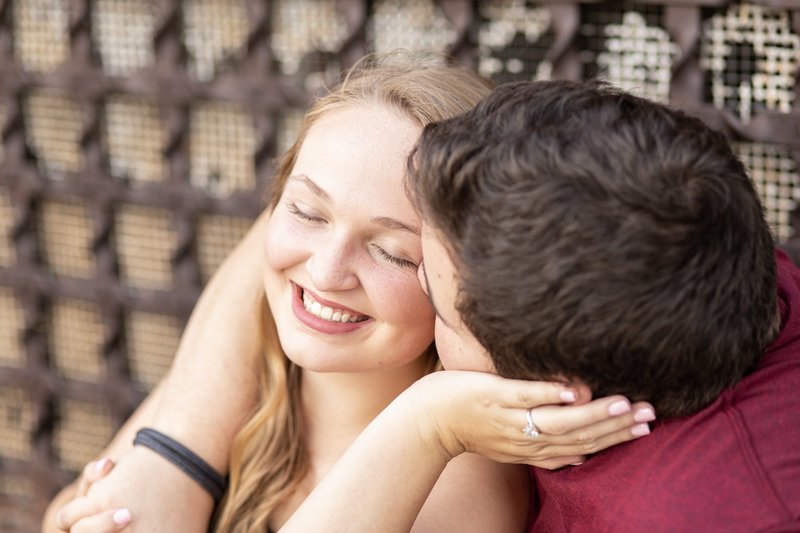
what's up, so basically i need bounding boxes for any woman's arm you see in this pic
[281,371,655,532]
[42,211,269,533]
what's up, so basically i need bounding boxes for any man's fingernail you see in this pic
[634,408,656,423]
[631,423,651,437]
[560,390,577,402]
[113,508,132,525]
[609,400,631,416]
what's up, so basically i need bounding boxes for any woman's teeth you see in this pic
[302,291,368,323]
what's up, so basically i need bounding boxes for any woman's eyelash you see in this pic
[286,202,325,223]
[285,203,415,269]
[373,245,417,270]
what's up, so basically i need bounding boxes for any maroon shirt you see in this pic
[528,249,800,533]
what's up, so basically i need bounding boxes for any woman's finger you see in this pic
[527,396,652,436]
[55,497,98,530]
[75,457,114,497]
[511,404,655,459]
[71,508,132,533]
[525,455,587,470]
[545,401,655,446]
[493,379,579,409]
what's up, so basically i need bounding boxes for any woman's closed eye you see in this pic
[285,202,326,224]
[372,244,417,270]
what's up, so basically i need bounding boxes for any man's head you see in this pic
[409,80,779,418]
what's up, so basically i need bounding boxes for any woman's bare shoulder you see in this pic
[413,452,529,533]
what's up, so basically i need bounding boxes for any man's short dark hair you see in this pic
[409,80,779,417]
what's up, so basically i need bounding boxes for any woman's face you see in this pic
[263,104,435,373]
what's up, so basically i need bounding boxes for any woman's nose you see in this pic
[306,237,359,292]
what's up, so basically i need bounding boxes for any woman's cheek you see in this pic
[371,270,435,330]
[263,212,312,271]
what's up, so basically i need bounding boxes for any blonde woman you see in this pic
[47,56,651,533]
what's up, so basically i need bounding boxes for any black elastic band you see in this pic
[133,428,226,501]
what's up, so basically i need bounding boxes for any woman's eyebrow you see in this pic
[290,174,420,236]
[289,174,330,201]
[371,216,420,236]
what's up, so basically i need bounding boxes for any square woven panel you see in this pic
[580,2,677,103]
[477,0,555,83]
[12,0,70,72]
[126,310,182,392]
[23,89,83,178]
[0,288,25,368]
[114,204,176,291]
[184,0,251,82]
[47,298,106,382]
[92,0,156,76]
[189,102,256,197]
[700,3,800,121]
[38,198,95,279]
[52,398,114,473]
[104,96,167,184]
[197,214,252,282]
[735,142,800,242]
[0,386,36,462]
[369,0,456,54]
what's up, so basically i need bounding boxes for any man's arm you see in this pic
[42,211,268,533]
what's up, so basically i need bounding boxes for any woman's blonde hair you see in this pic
[214,52,492,532]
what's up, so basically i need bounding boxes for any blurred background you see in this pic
[0,0,798,530]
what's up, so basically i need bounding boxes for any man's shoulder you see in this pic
[532,365,800,532]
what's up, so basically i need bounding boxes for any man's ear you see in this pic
[567,381,593,406]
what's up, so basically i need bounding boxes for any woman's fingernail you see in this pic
[570,461,584,466]
[94,457,111,475]
[631,423,651,437]
[113,508,132,525]
[634,408,656,423]
[560,390,577,402]
[609,400,631,416]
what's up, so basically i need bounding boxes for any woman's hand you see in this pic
[410,370,655,469]
[44,445,214,533]
[52,458,132,533]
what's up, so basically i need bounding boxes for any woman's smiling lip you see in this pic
[291,282,372,334]
[300,285,365,316]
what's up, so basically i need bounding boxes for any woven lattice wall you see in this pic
[1,1,799,531]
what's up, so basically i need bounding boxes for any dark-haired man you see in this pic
[283,80,800,532]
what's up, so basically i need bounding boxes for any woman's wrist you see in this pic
[403,373,469,461]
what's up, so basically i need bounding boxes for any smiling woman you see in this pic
[209,56,509,532]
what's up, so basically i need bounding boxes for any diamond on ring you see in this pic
[522,408,540,439]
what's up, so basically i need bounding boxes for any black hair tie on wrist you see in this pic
[133,428,227,502]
